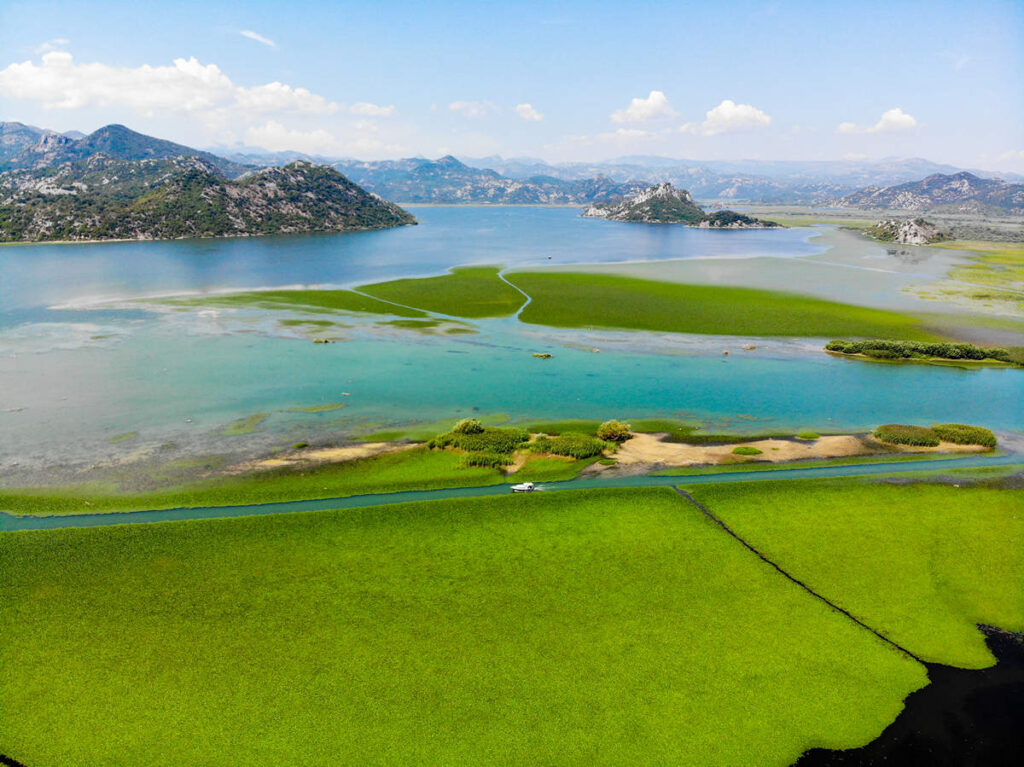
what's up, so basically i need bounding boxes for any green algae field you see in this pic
[0,486,933,767]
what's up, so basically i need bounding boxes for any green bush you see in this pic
[862,348,900,359]
[874,424,940,447]
[826,339,1015,364]
[459,451,512,469]
[452,418,484,435]
[596,420,632,442]
[732,446,764,456]
[292,442,309,450]
[796,433,820,440]
[533,432,608,459]
[931,424,997,448]
[430,427,529,455]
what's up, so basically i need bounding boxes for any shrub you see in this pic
[292,442,309,450]
[732,446,763,456]
[430,426,530,455]
[534,432,607,459]
[796,432,820,440]
[459,451,512,469]
[932,424,997,448]
[874,424,940,447]
[825,339,1016,364]
[596,420,632,442]
[598,458,617,466]
[452,418,484,434]
[862,348,900,359]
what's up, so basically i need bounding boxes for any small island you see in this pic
[581,182,779,228]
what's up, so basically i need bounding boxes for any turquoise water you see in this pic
[1,206,1021,472]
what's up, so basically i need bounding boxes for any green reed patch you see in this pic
[360,266,526,318]
[0,488,926,766]
[690,479,1024,667]
[873,424,940,447]
[506,272,939,339]
[931,424,997,448]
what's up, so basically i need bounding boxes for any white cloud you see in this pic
[999,149,1024,160]
[515,103,543,122]
[837,108,918,135]
[842,152,868,161]
[869,107,917,133]
[245,120,343,154]
[349,101,396,117]
[244,119,406,156]
[700,99,772,135]
[35,38,70,55]
[679,122,699,135]
[0,52,339,117]
[235,82,339,114]
[448,100,497,118]
[240,30,276,48]
[610,90,676,124]
[599,128,652,142]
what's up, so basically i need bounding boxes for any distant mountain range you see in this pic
[582,183,778,227]
[330,156,646,205]
[832,172,1024,215]
[1,122,249,179]
[0,129,415,242]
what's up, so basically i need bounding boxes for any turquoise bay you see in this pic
[0,206,1020,472]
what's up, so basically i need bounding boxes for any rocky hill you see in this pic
[865,218,946,245]
[0,122,250,178]
[833,172,1024,215]
[582,183,779,228]
[333,155,645,204]
[0,156,415,242]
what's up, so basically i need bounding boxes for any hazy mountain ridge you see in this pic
[332,155,647,204]
[459,155,1024,203]
[0,156,415,242]
[832,172,1024,215]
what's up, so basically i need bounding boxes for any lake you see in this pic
[1,206,1021,476]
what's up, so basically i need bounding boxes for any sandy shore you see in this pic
[229,441,417,473]
[611,432,988,468]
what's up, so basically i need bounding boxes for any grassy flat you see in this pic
[0,488,925,766]
[0,447,507,515]
[507,272,939,339]
[688,479,1024,667]
[360,266,527,318]
[164,289,426,317]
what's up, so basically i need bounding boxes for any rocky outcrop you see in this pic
[582,183,779,228]
[865,218,945,245]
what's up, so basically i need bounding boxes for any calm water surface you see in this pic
[1,206,1021,471]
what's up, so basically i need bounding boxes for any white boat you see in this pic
[511,482,536,493]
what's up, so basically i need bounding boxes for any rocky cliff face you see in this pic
[865,218,945,245]
[582,183,778,228]
[0,158,415,242]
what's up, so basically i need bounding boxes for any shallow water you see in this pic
[1,206,1021,473]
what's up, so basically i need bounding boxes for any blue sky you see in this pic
[1,0,1022,170]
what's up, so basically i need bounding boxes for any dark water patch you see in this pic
[796,627,1024,766]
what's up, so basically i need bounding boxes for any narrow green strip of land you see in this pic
[0,447,509,515]
[163,289,427,317]
[0,488,925,766]
[360,266,527,318]
[688,478,1024,667]
[506,272,939,339]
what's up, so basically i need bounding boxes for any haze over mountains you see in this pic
[2,122,1022,232]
